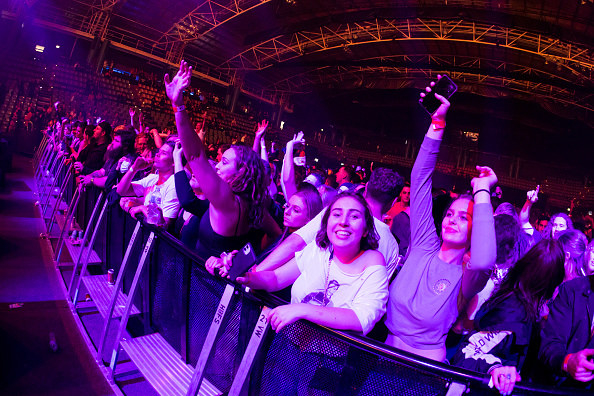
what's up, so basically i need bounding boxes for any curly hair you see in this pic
[315,192,379,251]
[543,212,574,239]
[226,145,269,228]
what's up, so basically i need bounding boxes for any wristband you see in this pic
[173,104,186,113]
[431,119,446,129]
[563,354,572,372]
[473,188,490,197]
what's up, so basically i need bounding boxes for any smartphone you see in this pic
[419,75,457,115]
[227,243,257,282]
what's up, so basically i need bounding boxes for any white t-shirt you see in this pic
[295,207,399,279]
[132,173,180,219]
[291,242,389,335]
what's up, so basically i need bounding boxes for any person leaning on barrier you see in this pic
[79,126,136,190]
[205,185,323,288]
[116,140,180,227]
[164,60,281,258]
[74,121,112,175]
[236,192,388,335]
[384,77,497,362]
[539,274,594,388]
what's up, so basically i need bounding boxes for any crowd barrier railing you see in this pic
[32,142,591,396]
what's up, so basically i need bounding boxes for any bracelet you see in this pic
[563,354,572,372]
[173,104,186,113]
[473,188,490,197]
[431,119,446,129]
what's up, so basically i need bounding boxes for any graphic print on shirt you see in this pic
[301,280,340,306]
[433,278,451,294]
[461,330,512,365]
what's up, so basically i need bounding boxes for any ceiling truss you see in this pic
[219,18,594,82]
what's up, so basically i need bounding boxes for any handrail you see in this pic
[35,142,588,396]
[138,217,586,395]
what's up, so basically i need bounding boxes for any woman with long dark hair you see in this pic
[451,239,565,395]
[164,61,281,258]
[205,185,323,277]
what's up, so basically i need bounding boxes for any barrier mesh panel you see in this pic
[188,267,226,365]
[257,320,449,396]
[150,239,186,353]
[203,293,262,393]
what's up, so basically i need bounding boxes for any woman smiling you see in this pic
[238,192,388,335]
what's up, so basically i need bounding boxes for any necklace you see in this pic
[322,249,365,306]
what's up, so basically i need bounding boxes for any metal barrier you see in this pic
[34,152,589,396]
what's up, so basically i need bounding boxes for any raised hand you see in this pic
[164,60,192,106]
[173,141,184,162]
[73,161,83,173]
[129,107,135,117]
[526,185,540,204]
[288,131,305,147]
[471,165,498,192]
[256,119,269,136]
[420,75,451,122]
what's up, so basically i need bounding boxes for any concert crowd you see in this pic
[34,61,594,395]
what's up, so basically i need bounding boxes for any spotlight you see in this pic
[35,45,45,53]
[55,45,60,49]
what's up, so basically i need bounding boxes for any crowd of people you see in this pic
[39,62,594,394]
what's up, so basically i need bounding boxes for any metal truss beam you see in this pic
[156,0,271,48]
[81,0,120,39]
[219,18,594,81]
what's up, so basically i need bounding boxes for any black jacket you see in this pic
[452,293,533,374]
[539,276,594,377]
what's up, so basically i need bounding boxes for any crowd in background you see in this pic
[36,62,594,394]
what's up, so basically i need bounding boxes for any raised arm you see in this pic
[129,108,136,130]
[260,138,269,162]
[252,119,268,153]
[519,185,539,230]
[116,156,151,197]
[281,131,304,201]
[151,128,163,149]
[461,166,497,298]
[409,80,450,253]
[165,61,236,214]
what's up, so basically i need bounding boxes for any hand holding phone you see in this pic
[419,74,457,115]
[227,243,257,282]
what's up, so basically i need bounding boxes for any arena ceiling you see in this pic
[4,0,594,125]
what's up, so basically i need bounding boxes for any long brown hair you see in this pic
[226,145,268,228]
[487,239,565,322]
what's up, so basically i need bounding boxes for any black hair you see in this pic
[366,167,405,214]
[487,239,565,322]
